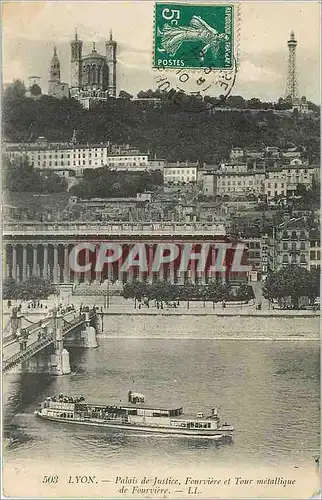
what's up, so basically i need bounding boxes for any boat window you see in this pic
[203,423,208,428]
[190,422,194,428]
[128,409,137,415]
[153,412,161,417]
[207,423,211,428]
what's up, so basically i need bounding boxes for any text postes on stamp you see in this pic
[154,3,234,70]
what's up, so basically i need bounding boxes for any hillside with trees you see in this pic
[3,156,68,193]
[3,80,320,165]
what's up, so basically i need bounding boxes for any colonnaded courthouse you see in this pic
[3,222,249,284]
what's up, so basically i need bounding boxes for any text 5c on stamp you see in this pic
[154,3,234,70]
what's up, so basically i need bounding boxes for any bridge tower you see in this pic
[52,308,71,375]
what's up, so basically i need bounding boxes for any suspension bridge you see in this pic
[3,306,99,375]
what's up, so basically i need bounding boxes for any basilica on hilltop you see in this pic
[48,29,117,106]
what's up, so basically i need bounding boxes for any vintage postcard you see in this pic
[1,1,321,499]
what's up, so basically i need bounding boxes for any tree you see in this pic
[122,281,149,307]
[119,90,133,100]
[2,156,68,193]
[30,84,42,96]
[3,79,27,101]
[3,278,20,300]
[233,282,255,302]
[3,277,57,300]
[262,265,313,309]
[307,267,320,305]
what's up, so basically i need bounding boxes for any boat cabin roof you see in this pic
[121,404,183,412]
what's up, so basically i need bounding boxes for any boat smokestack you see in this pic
[128,391,132,403]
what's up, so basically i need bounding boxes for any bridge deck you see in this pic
[3,311,93,373]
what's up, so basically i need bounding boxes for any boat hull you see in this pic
[35,411,233,438]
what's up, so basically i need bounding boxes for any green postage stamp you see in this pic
[154,3,234,70]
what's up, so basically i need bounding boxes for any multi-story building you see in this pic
[265,146,280,158]
[163,162,198,184]
[215,170,265,198]
[264,163,315,200]
[242,237,261,279]
[4,139,164,178]
[201,171,216,197]
[268,217,310,271]
[229,147,244,161]
[309,229,320,270]
[5,140,110,179]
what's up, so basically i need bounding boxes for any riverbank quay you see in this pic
[97,308,319,318]
[3,297,320,319]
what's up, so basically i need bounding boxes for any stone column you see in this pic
[84,248,91,283]
[159,261,164,281]
[127,245,134,283]
[63,245,70,283]
[53,244,59,283]
[148,244,154,284]
[16,265,21,282]
[43,244,48,279]
[95,245,102,283]
[208,245,216,283]
[107,260,114,282]
[178,245,184,284]
[169,250,176,284]
[118,244,124,283]
[12,245,17,280]
[32,245,38,277]
[22,244,27,281]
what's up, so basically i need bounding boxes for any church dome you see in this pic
[82,42,106,63]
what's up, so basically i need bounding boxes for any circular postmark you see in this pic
[153,60,237,112]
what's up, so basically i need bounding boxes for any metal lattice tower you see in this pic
[286,31,298,101]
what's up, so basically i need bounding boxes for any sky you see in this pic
[2,1,321,102]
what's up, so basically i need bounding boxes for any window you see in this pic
[283,242,288,250]
[291,231,297,239]
[291,242,297,251]
[310,251,316,260]
[300,242,306,250]
[300,254,306,263]
[282,254,289,263]
[317,251,321,260]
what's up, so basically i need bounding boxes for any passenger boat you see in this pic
[35,391,234,438]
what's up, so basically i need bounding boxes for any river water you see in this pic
[3,315,319,475]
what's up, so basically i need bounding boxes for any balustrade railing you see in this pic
[4,221,226,236]
[3,334,54,372]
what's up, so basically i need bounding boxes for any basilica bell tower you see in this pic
[106,30,117,97]
[70,28,83,95]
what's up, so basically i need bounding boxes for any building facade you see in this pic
[163,163,198,184]
[268,218,310,271]
[264,163,315,200]
[4,139,163,177]
[309,229,320,270]
[215,170,265,198]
